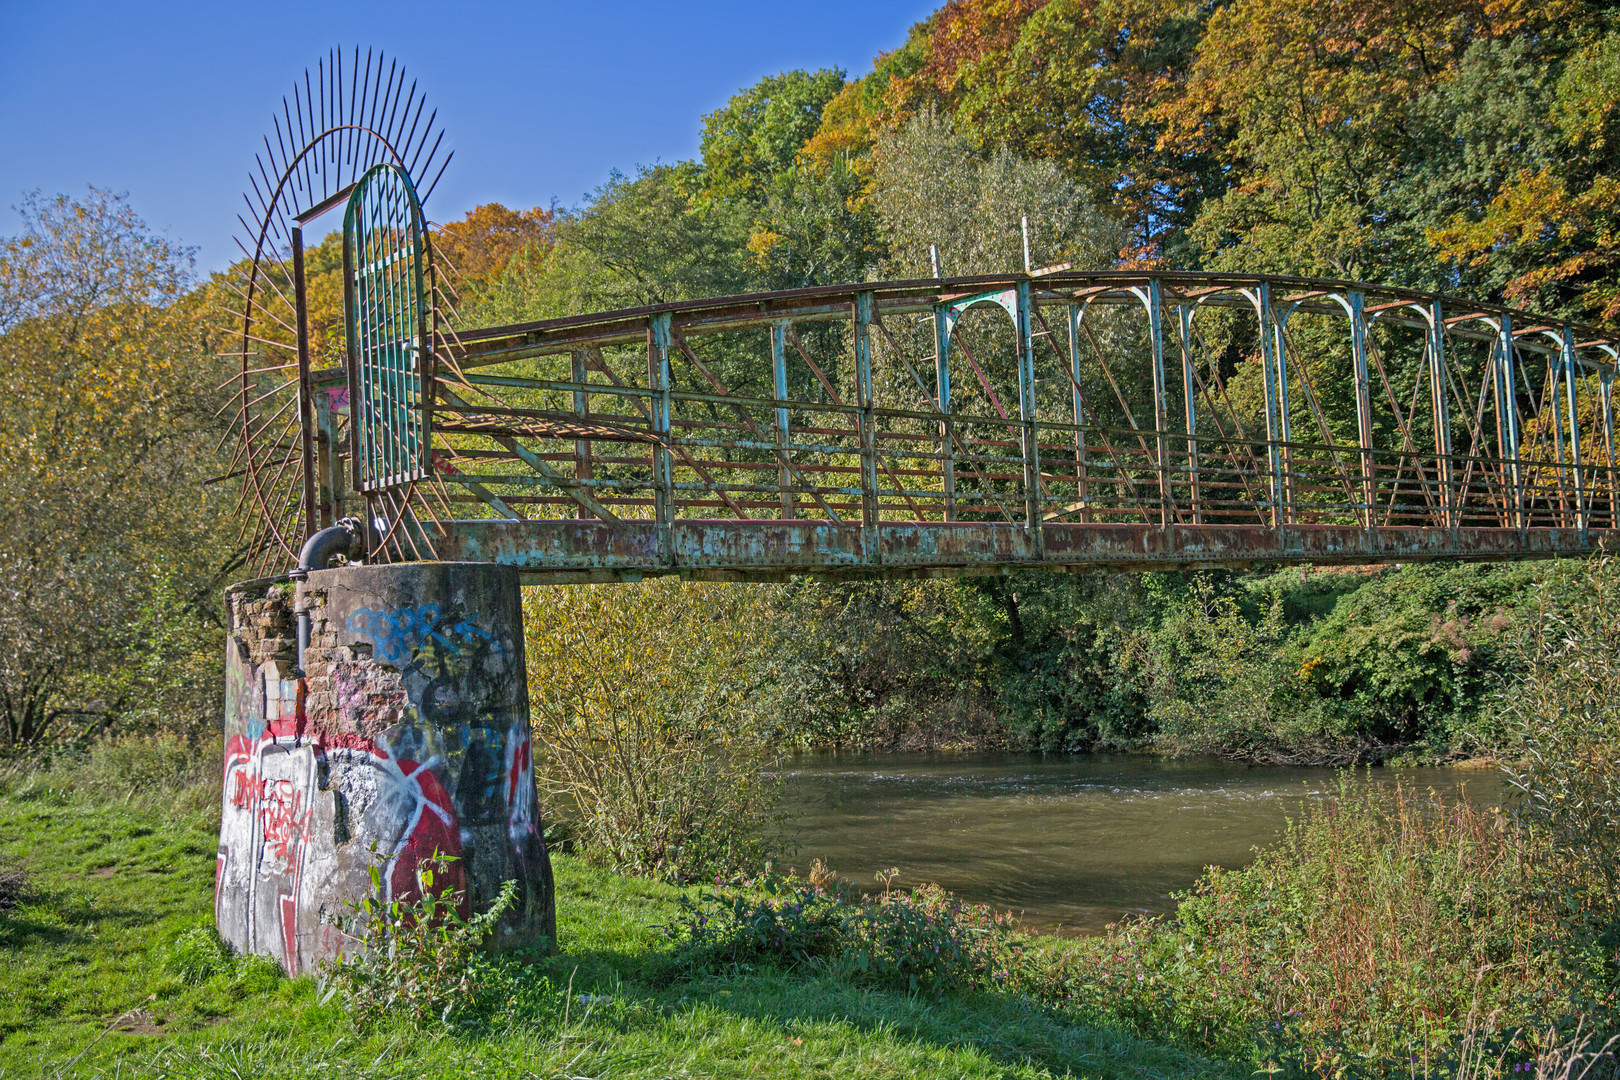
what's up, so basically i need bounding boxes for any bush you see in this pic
[667,867,1022,994]
[1498,555,1620,1021]
[524,577,781,880]
[1030,779,1575,1070]
[1146,575,1355,763]
[324,857,517,1029]
[763,578,1003,750]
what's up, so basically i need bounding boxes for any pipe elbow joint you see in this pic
[291,517,361,581]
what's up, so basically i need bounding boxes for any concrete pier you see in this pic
[216,562,555,974]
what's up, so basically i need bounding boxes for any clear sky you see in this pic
[0,0,934,271]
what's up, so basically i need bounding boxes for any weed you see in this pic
[323,855,517,1028]
[0,859,26,912]
[1028,778,1585,1069]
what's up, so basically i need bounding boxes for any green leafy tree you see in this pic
[745,157,886,290]
[0,189,229,747]
[700,69,849,205]
[870,109,1120,278]
[472,165,752,324]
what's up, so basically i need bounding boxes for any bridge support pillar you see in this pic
[216,562,556,975]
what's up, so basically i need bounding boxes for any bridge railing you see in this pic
[306,271,1620,575]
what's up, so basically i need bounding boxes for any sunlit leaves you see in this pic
[522,578,781,879]
[0,189,228,746]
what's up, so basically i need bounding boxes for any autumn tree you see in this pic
[0,189,229,747]
[1431,26,1620,330]
[435,202,554,293]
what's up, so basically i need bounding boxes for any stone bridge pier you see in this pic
[216,562,555,975]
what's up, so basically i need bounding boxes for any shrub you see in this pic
[1147,576,1356,763]
[524,577,781,880]
[667,868,1022,994]
[1497,554,1620,1023]
[763,578,1003,750]
[324,857,516,1029]
[1030,779,1572,1068]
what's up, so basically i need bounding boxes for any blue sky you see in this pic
[0,0,933,271]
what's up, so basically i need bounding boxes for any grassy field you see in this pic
[0,778,1240,1079]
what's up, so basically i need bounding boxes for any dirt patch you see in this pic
[0,862,28,911]
[110,1009,164,1035]
[92,866,117,878]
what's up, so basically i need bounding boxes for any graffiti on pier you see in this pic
[345,603,507,675]
[216,569,552,976]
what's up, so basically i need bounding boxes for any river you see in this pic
[773,752,1503,935]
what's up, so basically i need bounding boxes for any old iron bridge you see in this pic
[232,56,1620,583]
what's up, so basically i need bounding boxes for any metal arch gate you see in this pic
[342,162,433,496]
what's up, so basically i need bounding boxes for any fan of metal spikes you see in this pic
[222,47,465,576]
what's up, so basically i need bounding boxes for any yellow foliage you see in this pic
[522,577,782,878]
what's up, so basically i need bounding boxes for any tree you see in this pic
[700,69,849,205]
[1431,28,1620,331]
[434,202,554,293]
[523,578,781,879]
[744,157,886,290]
[0,189,228,747]
[870,109,1120,278]
[475,165,753,324]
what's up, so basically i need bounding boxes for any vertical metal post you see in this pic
[935,304,956,521]
[1273,308,1294,524]
[771,322,794,519]
[1178,304,1201,524]
[648,314,674,564]
[1016,281,1044,554]
[313,378,341,528]
[1349,291,1375,529]
[571,349,593,520]
[1563,327,1587,535]
[292,226,318,541]
[1067,302,1088,523]
[1604,372,1618,529]
[1146,278,1171,526]
[853,293,879,563]
[341,221,364,494]
[1499,314,1524,528]
[1021,216,1032,274]
[1548,349,1570,527]
[1256,283,1286,529]
[1428,301,1455,529]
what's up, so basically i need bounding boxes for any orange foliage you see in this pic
[911,0,1050,98]
[434,203,554,288]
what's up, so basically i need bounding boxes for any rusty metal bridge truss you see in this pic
[232,55,1620,583]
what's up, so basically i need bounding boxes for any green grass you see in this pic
[0,782,1241,1079]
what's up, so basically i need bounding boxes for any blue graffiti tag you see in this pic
[346,604,504,673]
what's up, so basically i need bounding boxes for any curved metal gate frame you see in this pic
[343,162,434,497]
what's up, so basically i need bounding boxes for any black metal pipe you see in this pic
[291,517,360,672]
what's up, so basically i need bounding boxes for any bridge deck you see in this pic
[436,521,1595,584]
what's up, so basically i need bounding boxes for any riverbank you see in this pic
[0,779,1238,1078]
[4,750,1609,1077]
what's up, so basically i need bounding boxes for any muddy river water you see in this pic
[773,752,1503,935]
